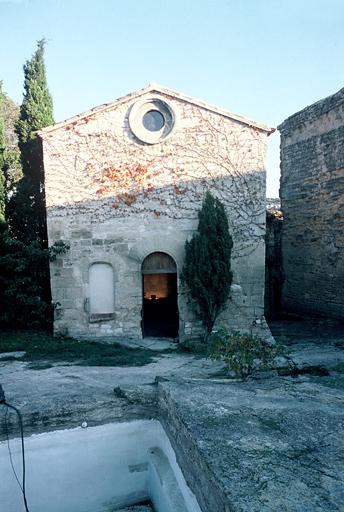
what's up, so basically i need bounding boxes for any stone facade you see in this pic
[279,87,344,320]
[39,84,273,341]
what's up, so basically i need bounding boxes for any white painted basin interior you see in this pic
[0,420,202,512]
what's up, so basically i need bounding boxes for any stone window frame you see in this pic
[128,97,177,144]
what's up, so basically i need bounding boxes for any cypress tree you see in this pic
[0,82,22,204]
[0,40,55,328]
[181,191,233,339]
[10,38,54,243]
[0,83,6,225]
[0,82,21,226]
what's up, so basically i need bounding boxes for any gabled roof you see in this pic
[38,82,274,136]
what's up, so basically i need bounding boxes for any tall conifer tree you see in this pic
[0,40,55,328]
[181,191,233,339]
[0,82,22,204]
[0,83,6,225]
[11,39,54,243]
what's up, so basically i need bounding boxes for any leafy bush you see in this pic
[48,240,70,261]
[0,231,69,328]
[0,232,51,327]
[209,327,282,379]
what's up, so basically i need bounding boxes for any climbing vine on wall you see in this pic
[43,104,267,256]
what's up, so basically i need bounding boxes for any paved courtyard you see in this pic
[0,318,343,511]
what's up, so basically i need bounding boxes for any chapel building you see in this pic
[39,84,273,341]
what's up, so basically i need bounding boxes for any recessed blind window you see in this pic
[89,263,114,315]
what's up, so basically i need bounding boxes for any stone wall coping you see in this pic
[278,86,344,134]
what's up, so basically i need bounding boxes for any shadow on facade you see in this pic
[264,208,284,320]
[46,171,267,339]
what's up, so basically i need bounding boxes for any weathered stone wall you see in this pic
[279,87,344,320]
[40,86,271,340]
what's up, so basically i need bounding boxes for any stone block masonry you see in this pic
[39,84,273,342]
[278,87,344,320]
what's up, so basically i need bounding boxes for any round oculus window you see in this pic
[128,98,176,144]
[142,110,165,131]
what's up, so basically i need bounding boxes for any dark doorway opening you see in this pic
[142,252,179,338]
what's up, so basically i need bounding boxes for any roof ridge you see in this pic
[38,83,274,136]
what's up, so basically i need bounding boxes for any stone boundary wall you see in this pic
[278,87,344,320]
[157,383,231,512]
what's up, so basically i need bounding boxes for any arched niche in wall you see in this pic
[89,262,114,321]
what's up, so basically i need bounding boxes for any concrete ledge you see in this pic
[158,384,231,512]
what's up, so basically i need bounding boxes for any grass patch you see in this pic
[278,365,330,377]
[27,362,53,370]
[0,355,20,361]
[0,330,157,367]
[332,362,344,373]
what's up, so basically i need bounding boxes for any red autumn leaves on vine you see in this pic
[93,160,188,209]
[96,162,157,196]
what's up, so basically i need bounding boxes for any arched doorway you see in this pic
[142,252,179,338]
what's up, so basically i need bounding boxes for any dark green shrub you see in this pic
[0,233,69,328]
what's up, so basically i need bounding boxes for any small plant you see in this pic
[209,327,282,379]
[49,240,70,261]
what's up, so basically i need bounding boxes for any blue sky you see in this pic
[1,0,343,196]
